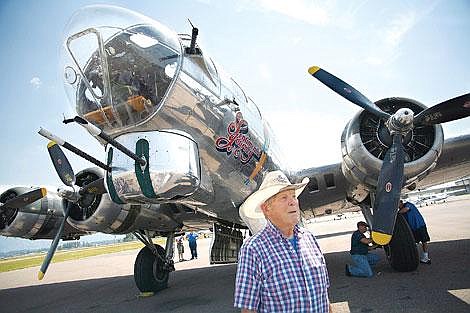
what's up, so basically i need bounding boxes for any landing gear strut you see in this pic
[133,231,175,293]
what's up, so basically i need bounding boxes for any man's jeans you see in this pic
[348,253,380,277]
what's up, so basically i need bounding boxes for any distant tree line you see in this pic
[1,234,138,258]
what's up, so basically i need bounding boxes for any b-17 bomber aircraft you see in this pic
[1,5,470,293]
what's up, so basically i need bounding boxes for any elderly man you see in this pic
[234,171,331,313]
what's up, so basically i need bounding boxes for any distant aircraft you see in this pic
[1,5,470,293]
[416,193,449,206]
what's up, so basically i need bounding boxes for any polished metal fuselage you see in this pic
[104,36,283,226]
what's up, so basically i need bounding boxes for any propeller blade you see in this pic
[47,141,75,187]
[38,201,71,280]
[414,93,470,126]
[1,188,47,209]
[79,177,107,195]
[308,66,391,120]
[371,134,405,245]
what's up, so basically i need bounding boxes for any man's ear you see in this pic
[260,202,269,215]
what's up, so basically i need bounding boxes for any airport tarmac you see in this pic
[0,196,469,312]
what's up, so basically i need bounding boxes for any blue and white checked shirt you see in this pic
[234,221,330,312]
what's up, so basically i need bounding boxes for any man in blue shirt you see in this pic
[399,200,431,264]
[345,221,380,277]
[186,232,199,259]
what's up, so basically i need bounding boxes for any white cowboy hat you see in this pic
[239,170,309,220]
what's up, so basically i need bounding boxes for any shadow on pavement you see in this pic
[1,240,468,313]
[328,239,470,313]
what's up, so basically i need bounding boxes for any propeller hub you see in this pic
[57,186,80,202]
[386,108,414,135]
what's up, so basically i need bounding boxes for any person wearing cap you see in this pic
[398,200,431,264]
[234,171,331,313]
[345,221,380,277]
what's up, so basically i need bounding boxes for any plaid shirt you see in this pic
[234,221,330,312]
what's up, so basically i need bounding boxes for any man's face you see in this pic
[358,224,368,233]
[261,189,300,230]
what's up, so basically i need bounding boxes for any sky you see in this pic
[0,0,469,251]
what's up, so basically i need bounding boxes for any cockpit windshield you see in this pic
[61,5,182,132]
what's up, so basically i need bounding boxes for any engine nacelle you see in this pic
[67,168,182,234]
[0,186,83,240]
[341,97,444,203]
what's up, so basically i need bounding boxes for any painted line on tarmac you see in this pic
[448,289,470,305]
[331,301,351,313]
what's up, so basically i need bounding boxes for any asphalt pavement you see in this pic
[0,196,469,313]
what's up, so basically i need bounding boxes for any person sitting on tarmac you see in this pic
[346,221,380,277]
[398,200,431,264]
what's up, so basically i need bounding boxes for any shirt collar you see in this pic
[265,220,303,239]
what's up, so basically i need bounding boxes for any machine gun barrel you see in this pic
[38,127,111,171]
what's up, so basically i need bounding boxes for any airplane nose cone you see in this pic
[61,5,182,132]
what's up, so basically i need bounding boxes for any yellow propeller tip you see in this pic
[308,66,321,75]
[371,231,392,245]
[47,141,57,149]
[38,271,45,280]
[40,188,47,197]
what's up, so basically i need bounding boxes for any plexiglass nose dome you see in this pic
[60,5,182,132]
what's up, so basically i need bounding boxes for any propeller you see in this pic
[0,188,47,228]
[38,141,104,280]
[414,93,470,126]
[79,177,106,195]
[0,188,47,210]
[47,141,75,187]
[370,134,404,244]
[308,66,390,120]
[308,66,470,245]
[39,142,75,280]
[38,201,71,280]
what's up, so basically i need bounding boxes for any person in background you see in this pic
[399,200,431,264]
[186,231,199,260]
[345,221,380,277]
[176,237,184,262]
[234,170,331,313]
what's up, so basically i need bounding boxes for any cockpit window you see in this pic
[73,24,181,131]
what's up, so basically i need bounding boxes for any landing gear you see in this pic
[360,196,419,272]
[384,214,419,272]
[133,231,175,293]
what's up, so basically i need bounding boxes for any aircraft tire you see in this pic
[386,214,419,272]
[134,244,169,292]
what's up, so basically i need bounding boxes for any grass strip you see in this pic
[0,238,165,273]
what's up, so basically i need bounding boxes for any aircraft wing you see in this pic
[295,134,470,219]
[415,134,470,188]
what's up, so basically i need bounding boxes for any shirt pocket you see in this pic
[301,245,329,290]
[263,261,298,306]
